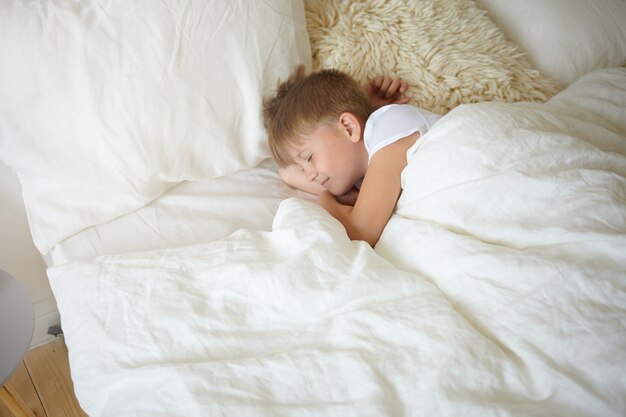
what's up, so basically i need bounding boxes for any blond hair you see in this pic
[263,66,372,167]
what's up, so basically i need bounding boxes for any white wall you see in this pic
[0,161,59,347]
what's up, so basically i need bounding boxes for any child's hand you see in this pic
[364,76,410,109]
[279,164,325,196]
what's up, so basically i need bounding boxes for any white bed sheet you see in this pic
[49,159,311,266]
[47,68,626,417]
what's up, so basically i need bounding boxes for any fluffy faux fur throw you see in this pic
[305,0,559,115]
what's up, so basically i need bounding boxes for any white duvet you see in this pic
[48,69,626,417]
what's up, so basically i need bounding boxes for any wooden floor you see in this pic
[0,338,87,417]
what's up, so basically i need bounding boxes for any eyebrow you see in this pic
[285,137,306,163]
[290,144,306,161]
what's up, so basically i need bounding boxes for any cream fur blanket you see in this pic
[305,0,559,114]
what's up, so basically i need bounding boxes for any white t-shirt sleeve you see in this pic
[363,104,441,159]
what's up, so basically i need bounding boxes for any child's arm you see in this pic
[317,131,419,247]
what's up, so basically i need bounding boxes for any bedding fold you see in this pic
[377,67,626,416]
[50,199,534,417]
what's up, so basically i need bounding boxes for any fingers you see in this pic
[369,75,384,89]
[369,76,409,97]
[379,77,393,97]
[367,75,411,106]
[395,96,411,105]
[398,80,408,94]
[368,75,391,97]
[386,79,402,98]
[369,75,385,95]
[394,81,409,103]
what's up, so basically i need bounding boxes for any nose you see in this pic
[303,164,317,182]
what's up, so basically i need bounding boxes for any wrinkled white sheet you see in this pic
[48,69,626,416]
[377,67,626,415]
[49,160,310,265]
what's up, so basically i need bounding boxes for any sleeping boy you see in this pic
[263,66,440,246]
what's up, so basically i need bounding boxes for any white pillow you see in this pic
[0,0,311,254]
[476,0,626,88]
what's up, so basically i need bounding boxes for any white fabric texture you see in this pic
[0,0,311,254]
[47,68,626,417]
[48,160,310,266]
[476,0,626,88]
[364,104,441,159]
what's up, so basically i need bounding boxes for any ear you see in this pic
[338,112,363,143]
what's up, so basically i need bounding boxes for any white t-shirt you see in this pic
[363,104,441,160]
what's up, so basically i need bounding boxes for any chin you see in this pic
[330,185,351,197]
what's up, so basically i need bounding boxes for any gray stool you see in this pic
[0,269,35,417]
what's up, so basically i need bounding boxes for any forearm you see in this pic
[316,133,417,246]
[317,191,382,246]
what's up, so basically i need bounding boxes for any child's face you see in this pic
[289,121,368,196]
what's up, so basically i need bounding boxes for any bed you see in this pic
[1,0,625,416]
